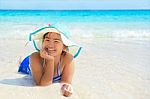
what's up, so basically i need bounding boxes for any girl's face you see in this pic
[42,32,64,56]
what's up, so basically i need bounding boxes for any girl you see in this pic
[18,25,82,97]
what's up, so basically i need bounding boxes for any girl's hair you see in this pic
[42,32,69,56]
[43,32,49,40]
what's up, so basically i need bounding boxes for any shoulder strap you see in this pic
[57,61,61,76]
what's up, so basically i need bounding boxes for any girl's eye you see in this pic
[45,39,49,41]
[54,40,60,43]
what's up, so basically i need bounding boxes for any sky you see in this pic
[0,0,150,10]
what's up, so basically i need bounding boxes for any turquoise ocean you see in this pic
[0,10,150,40]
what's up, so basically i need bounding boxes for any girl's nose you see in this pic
[48,40,54,48]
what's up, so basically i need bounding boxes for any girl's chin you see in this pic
[48,53,60,57]
[48,51,62,57]
[48,53,56,56]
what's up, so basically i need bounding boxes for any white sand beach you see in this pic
[0,38,150,99]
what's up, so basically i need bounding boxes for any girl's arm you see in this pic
[61,60,74,84]
[39,59,54,86]
[60,53,74,84]
[30,52,43,85]
[60,53,74,97]
[30,52,54,86]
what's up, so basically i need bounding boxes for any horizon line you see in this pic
[0,9,150,11]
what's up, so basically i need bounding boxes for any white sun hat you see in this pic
[29,25,82,58]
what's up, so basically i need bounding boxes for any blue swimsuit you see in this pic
[53,62,61,83]
[18,55,61,83]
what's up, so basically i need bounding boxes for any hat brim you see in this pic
[31,27,77,47]
[29,26,82,58]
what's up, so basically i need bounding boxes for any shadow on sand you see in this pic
[0,74,35,87]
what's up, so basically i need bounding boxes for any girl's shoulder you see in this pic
[61,52,74,65]
[30,52,41,60]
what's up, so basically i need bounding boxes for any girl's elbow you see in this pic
[36,81,53,86]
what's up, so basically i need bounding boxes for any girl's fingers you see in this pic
[40,49,54,61]
[63,90,72,97]
[61,83,73,97]
[62,87,72,97]
[40,49,48,58]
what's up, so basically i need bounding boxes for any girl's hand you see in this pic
[60,83,73,97]
[40,48,54,61]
